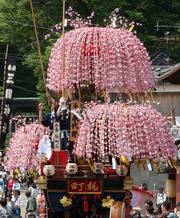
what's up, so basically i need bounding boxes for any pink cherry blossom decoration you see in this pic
[74,103,176,161]
[47,27,154,94]
[5,123,49,172]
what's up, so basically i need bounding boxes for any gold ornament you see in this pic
[60,196,72,207]
[36,176,47,190]
[102,196,115,208]
[120,155,130,166]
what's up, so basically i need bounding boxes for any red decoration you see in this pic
[105,166,117,177]
[83,197,89,213]
[50,150,68,166]
[68,178,102,194]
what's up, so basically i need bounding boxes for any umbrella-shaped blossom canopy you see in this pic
[74,103,176,161]
[5,123,49,172]
[47,27,154,94]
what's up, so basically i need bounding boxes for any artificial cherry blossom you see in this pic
[5,123,49,172]
[47,27,154,94]
[74,103,176,161]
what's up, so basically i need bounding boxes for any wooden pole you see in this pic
[61,0,66,98]
[29,0,50,106]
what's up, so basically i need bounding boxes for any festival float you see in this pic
[7,1,174,217]
[35,22,177,218]
[4,123,50,218]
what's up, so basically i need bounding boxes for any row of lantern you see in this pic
[42,162,129,177]
[41,163,176,198]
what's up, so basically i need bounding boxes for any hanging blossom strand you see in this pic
[5,123,49,172]
[74,103,176,162]
[47,27,154,94]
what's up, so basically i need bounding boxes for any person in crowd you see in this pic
[36,190,45,217]
[0,198,8,218]
[25,191,37,218]
[28,182,38,200]
[2,172,8,195]
[130,208,143,218]
[157,187,167,206]
[144,199,154,217]
[6,193,13,218]
[12,178,20,191]
[0,174,5,198]
[141,183,148,191]
[7,176,15,193]
[174,202,180,216]
[11,190,22,218]
[153,203,162,217]
[161,201,177,218]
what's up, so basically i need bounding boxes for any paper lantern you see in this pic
[43,165,55,176]
[166,179,176,198]
[66,163,78,175]
[47,27,154,94]
[116,165,128,177]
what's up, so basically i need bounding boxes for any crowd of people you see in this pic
[0,168,39,218]
[130,200,178,217]
[130,184,178,218]
[0,167,178,218]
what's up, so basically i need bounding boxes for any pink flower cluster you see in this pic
[74,103,176,161]
[47,27,154,94]
[5,123,49,172]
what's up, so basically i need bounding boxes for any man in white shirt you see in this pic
[157,187,167,206]
[11,190,22,218]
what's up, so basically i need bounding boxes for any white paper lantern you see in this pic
[43,165,55,176]
[66,163,78,175]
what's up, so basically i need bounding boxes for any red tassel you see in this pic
[83,197,89,213]
[40,163,44,176]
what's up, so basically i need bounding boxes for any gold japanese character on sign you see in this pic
[71,182,84,191]
[70,182,78,190]
[87,181,99,191]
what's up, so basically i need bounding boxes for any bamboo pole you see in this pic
[29,0,50,105]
